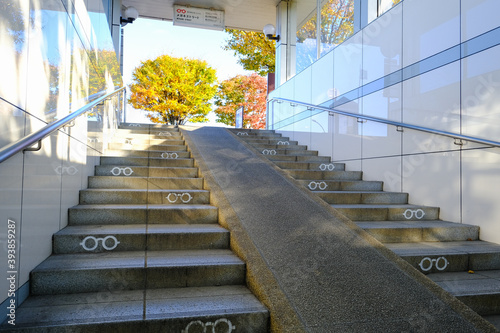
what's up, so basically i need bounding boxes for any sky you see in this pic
[122,18,250,124]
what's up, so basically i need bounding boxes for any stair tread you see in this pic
[3,286,266,329]
[71,204,216,209]
[332,204,437,208]
[427,270,500,296]
[56,224,227,235]
[33,249,242,271]
[356,220,478,228]
[81,189,209,193]
[386,240,500,254]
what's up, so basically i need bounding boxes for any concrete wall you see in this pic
[268,0,500,244]
[0,0,122,314]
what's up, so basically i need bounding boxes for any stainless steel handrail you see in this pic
[268,97,500,148]
[0,86,126,163]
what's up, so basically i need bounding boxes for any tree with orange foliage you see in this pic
[214,74,267,129]
[128,55,217,125]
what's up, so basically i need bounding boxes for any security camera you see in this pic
[121,6,139,26]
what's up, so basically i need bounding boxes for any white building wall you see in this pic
[269,0,500,244]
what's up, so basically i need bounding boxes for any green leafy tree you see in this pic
[223,29,275,76]
[214,73,267,129]
[128,55,217,125]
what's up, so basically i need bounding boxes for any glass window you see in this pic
[319,0,355,56]
[296,1,318,74]
[378,0,402,16]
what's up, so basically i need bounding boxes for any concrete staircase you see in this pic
[233,128,500,330]
[1,124,268,332]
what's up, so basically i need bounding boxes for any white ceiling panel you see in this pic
[123,0,280,31]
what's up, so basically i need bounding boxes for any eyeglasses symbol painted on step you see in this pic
[124,139,133,144]
[55,166,78,175]
[161,152,178,159]
[236,132,248,136]
[182,318,236,333]
[308,181,328,190]
[277,141,289,145]
[166,193,193,203]
[403,209,425,219]
[80,236,120,251]
[319,163,335,171]
[418,256,449,271]
[262,149,277,155]
[110,167,134,176]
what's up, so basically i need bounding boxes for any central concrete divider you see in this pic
[181,125,495,332]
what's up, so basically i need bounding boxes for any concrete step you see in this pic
[104,150,191,159]
[299,179,384,191]
[88,176,204,190]
[275,161,345,170]
[94,165,198,178]
[356,221,479,243]
[332,204,440,221]
[100,156,194,168]
[233,131,281,138]
[386,241,500,273]
[108,143,188,151]
[0,286,268,332]
[286,169,363,180]
[244,138,296,145]
[111,138,186,146]
[427,270,500,316]
[260,148,318,156]
[112,132,183,140]
[249,143,307,150]
[53,224,229,253]
[116,128,179,135]
[80,189,210,205]
[68,204,218,225]
[317,191,408,204]
[266,155,331,163]
[30,250,245,295]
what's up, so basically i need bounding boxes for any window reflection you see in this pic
[296,0,355,74]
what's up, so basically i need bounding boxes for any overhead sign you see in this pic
[235,106,244,128]
[173,5,224,31]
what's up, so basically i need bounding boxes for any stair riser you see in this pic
[250,144,306,150]
[111,139,185,146]
[334,207,440,221]
[68,207,218,225]
[88,177,204,190]
[31,265,245,295]
[116,129,179,135]
[317,192,408,204]
[458,294,500,316]
[79,190,210,205]
[108,144,188,152]
[287,170,362,180]
[3,312,269,333]
[275,162,345,170]
[94,166,198,178]
[244,139,295,145]
[100,157,194,168]
[105,150,191,159]
[362,227,479,243]
[53,232,229,254]
[261,150,318,156]
[397,253,500,273]
[299,180,383,191]
[266,155,331,163]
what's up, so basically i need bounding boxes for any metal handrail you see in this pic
[268,97,500,148]
[0,86,126,163]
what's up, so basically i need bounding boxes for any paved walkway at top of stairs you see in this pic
[182,126,494,332]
